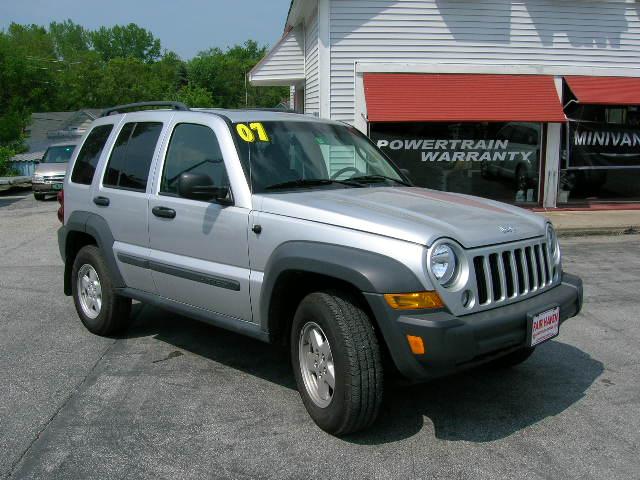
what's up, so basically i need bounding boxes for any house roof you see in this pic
[21,109,102,159]
[285,0,307,30]
[10,151,45,163]
[249,26,305,86]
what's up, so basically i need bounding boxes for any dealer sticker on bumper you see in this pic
[530,307,560,347]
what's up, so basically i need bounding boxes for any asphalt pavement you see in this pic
[1,189,639,480]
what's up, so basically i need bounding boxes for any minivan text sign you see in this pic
[569,122,640,169]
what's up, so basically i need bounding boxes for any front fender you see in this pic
[260,240,425,332]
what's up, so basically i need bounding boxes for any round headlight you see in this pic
[546,225,560,263]
[430,243,457,285]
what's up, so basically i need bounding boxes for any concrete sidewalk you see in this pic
[0,176,31,191]
[542,209,640,236]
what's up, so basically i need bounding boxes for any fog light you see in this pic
[406,335,425,355]
[384,291,444,310]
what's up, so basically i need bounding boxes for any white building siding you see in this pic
[330,0,640,123]
[250,26,305,85]
[305,9,321,115]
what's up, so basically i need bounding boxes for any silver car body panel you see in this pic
[34,162,68,177]
[248,196,433,328]
[253,187,546,249]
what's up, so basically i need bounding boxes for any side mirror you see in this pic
[400,168,411,181]
[177,172,232,204]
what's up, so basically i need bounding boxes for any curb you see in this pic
[0,176,31,185]
[557,226,640,238]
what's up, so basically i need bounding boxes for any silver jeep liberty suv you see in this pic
[58,102,583,435]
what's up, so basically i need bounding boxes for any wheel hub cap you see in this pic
[77,264,102,320]
[299,322,335,408]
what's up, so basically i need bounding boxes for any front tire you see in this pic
[33,192,45,201]
[291,291,383,436]
[71,245,131,336]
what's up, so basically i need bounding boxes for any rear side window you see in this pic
[70,125,113,185]
[160,123,228,196]
[103,122,163,191]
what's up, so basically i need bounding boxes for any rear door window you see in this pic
[70,125,114,185]
[103,122,163,191]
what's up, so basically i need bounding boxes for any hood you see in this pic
[35,162,68,176]
[255,187,547,248]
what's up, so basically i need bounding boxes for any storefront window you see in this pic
[560,104,640,204]
[370,122,542,204]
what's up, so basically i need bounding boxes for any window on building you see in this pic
[160,123,229,196]
[370,121,542,204]
[70,125,113,185]
[103,122,163,192]
[560,104,640,204]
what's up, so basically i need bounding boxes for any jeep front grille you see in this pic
[472,241,553,306]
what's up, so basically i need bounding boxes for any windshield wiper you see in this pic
[349,175,411,186]
[265,178,363,191]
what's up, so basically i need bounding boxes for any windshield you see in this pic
[232,121,407,193]
[42,145,75,164]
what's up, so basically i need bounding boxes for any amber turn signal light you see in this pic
[406,335,425,355]
[384,291,444,310]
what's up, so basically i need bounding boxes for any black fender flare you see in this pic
[61,211,125,294]
[260,241,425,334]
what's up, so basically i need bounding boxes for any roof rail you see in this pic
[247,107,298,114]
[101,101,189,117]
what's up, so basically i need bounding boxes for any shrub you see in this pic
[0,146,18,177]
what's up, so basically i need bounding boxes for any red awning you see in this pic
[565,76,640,105]
[364,73,566,123]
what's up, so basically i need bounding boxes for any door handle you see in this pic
[152,206,176,219]
[93,196,110,207]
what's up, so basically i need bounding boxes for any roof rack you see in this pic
[101,101,190,117]
[247,107,298,114]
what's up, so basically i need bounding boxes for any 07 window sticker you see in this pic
[235,122,270,143]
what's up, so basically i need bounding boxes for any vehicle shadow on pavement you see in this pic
[123,304,602,445]
[347,340,604,444]
[124,303,297,390]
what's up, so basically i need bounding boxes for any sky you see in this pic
[0,0,292,59]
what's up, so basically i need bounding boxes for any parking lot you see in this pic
[1,190,638,480]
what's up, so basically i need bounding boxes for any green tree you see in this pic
[53,50,105,110]
[170,85,215,107]
[0,28,56,165]
[49,20,90,60]
[0,145,18,176]
[90,24,161,63]
[188,40,288,108]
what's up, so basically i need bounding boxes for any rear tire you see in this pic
[489,347,535,369]
[33,193,45,201]
[291,290,383,436]
[71,245,131,336]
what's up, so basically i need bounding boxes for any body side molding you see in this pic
[116,253,241,291]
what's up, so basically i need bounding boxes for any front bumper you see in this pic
[365,272,583,380]
[33,182,63,194]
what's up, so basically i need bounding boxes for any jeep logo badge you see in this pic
[498,225,515,234]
